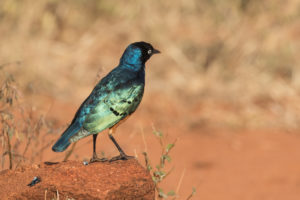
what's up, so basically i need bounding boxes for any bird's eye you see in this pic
[147,49,152,55]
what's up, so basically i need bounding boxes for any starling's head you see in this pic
[120,41,160,67]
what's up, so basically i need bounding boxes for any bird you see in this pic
[52,41,160,162]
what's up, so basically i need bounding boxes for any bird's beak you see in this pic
[153,48,161,54]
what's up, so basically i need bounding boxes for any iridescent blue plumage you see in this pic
[52,41,160,161]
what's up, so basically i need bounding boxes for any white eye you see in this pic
[147,49,152,55]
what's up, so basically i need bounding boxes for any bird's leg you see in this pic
[90,134,108,163]
[108,128,135,162]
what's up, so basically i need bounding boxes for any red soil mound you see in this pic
[0,159,155,200]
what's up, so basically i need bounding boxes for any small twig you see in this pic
[164,166,175,181]
[4,127,13,169]
[134,149,138,158]
[63,142,77,161]
[141,126,147,152]
[44,189,47,200]
[142,151,152,171]
[186,187,196,200]
[176,167,186,194]
[3,151,27,159]
[0,61,21,70]
[56,190,60,200]
[1,153,5,170]
[37,139,56,162]
[21,132,34,160]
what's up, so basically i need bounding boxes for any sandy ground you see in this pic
[17,95,300,200]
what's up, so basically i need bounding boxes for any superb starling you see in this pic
[52,41,160,162]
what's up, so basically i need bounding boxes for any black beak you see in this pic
[153,48,161,54]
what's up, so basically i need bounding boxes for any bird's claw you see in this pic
[109,154,135,162]
[89,157,108,163]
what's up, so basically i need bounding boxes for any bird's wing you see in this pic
[69,71,144,142]
[83,82,144,132]
[69,67,126,126]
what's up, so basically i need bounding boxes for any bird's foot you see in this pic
[89,156,108,163]
[109,153,135,162]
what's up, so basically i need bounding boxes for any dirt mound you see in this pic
[0,159,155,200]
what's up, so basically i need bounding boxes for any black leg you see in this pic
[93,134,97,157]
[89,134,108,163]
[109,134,125,155]
[109,134,135,162]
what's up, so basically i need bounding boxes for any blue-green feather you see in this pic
[52,44,146,152]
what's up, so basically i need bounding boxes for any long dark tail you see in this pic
[52,122,81,152]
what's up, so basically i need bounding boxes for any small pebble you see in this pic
[83,161,89,165]
[27,176,41,187]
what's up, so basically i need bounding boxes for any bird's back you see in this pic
[52,65,145,152]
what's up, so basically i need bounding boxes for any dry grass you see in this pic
[1,0,299,131]
[0,68,57,169]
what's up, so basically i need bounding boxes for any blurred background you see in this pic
[1,0,300,199]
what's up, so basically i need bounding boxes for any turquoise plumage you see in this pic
[52,41,160,162]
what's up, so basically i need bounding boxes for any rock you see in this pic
[0,159,155,200]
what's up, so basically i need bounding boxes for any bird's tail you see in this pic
[52,122,81,152]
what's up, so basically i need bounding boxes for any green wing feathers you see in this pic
[69,83,144,142]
